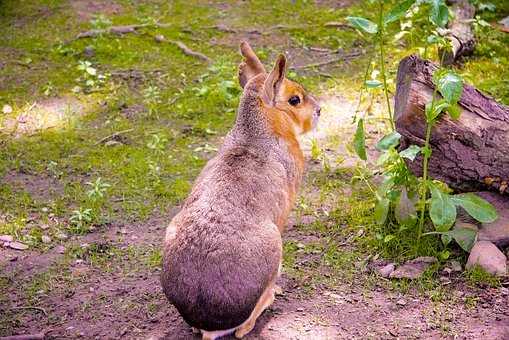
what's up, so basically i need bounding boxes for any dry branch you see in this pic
[292,50,363,70]
[394,55,509,194]
[76,23,171,39]
[154,35,211,62]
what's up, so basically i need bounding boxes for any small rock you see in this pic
[83,45,95,57]
[296,242,305,249]
[378,263,395,278]
[467,241,507,276]
[390,257,438,280]
[154,34,166,43]
[299,215,316,225]
[9,256,18,262]
[105,140,122,147]
[499,16,509,29]
[2,104,13,114]
[296,307,304,312]
[0,235,13,242]
[8,241,29,250]
[501,287,509,296]
[56,232,68,240]
[55,245,66,254]
[41,235,51,244]
[396,298,406,306]
[449,260,462,272]
[118,228,128,234]
[40,224,50,230]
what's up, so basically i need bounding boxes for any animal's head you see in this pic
[238,41,320,135]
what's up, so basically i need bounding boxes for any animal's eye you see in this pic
[288,95,300,106]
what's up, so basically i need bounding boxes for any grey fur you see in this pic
[161,74,302,331]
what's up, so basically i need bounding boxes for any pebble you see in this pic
[41,235,52,244]
[396,298,406,306]
[56,232,68,240]
[378,263,395,278]
[55,245,66,254]
[8,241,29,250]
[0,235,13,242]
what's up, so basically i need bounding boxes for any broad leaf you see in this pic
[399,145,421,161]
[434,70,463,105]
[425,99,449,122]
[384,0,415,25]
[374,198,390,225]
[376,131,401,151]
[395,188,417,226]
[451,193,498,223]
[447,103,462,120]
[430,185,456,230]
[445,228,477,252]
[353,118,367,160]
[346,16,378,34]
[365,79,383,89]
[430,0,449,28]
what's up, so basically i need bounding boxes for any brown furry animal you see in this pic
[161,41,321,340]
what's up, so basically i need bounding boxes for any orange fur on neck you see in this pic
[261,103,304,173]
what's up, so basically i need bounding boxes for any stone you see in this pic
[390,257,438,279]
[466,241,507,276]
[41,235,51,244]
[449,260,462,272]
[0,235,13,242]
[8,241,29,250]
[83,45,95,57]
[56,232,68,240]
[378,263,395,278]
[475,192,509,247]
[55,245,66,254]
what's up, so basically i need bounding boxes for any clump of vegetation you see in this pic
[349,0,498,260]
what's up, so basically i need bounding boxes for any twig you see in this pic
[0,333,46,340]
[292,50,363,70]
[154,35,211,62]
[11,306,47,316]
[76,23,171,39]
[324,21,354,29]
[95,129,134,145]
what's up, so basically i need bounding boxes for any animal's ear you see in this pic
[238,41,266,88]
[262,54,286,106]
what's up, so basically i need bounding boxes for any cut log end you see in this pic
[395,55,509,195]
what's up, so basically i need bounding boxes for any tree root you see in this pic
[154,35,211,62]
[292,50,364,70]
[76,23,171,39]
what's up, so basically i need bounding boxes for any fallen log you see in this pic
[439,0,476,65]
[394,55,509,194]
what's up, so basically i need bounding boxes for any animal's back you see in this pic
[161,143,286,330]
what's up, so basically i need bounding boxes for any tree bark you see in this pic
[394,55,509,194]
[439,0,476,65]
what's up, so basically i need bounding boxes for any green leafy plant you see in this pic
[69,208,93,234]
[147,134,168,154]
[75,60,108,93]
[350,0,498,256]
[143,85,162,118]
[86,177,111,202]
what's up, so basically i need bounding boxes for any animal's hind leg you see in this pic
[234,280,277,339]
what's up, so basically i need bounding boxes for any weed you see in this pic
[69,208,93,234]
[464,265,501,288]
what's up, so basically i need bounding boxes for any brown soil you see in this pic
[2,215,508,340]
